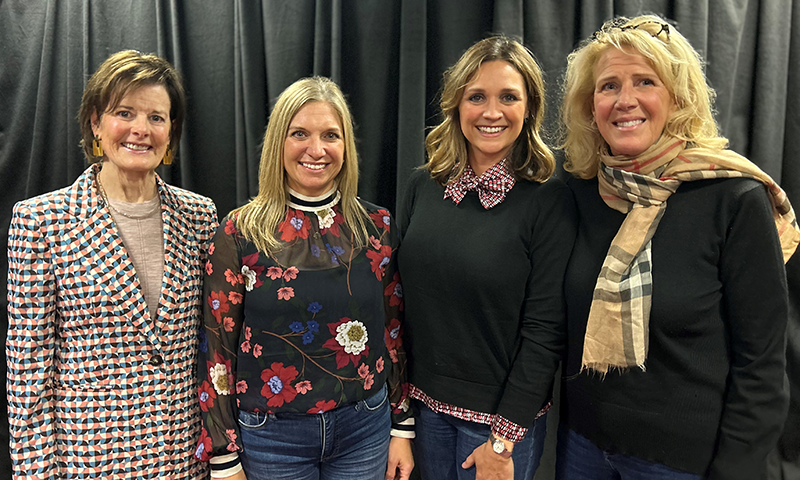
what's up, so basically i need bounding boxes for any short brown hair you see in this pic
[78,50,186,163]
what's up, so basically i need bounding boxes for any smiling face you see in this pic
[592,48,674,157]
[91,84,172,175]
[458,60,527,170]
[283,101,345,197]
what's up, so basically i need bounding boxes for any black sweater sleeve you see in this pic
[709,182,790,480]
[496,179,577,426]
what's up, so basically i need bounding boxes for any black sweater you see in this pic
[397,169,577,427]
[563,176,789,479]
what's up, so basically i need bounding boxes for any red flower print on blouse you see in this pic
[195,428,213,461]
[224,269,241,286]
[266,266,283,280]
[260,362,299,408]
[205,260,213,275]
[224,218,238,236]
[363,373,374,390]
[224,317,235,332]
[278,209,311,242]
[236,380,248,394]
[320,209,345,236]
[369,209,391,232]
[308,399,337,414]
[208,291,230,323]
[383,272,403,310]
[277,287,295,301]
[366,245,392,281]
[225,429,239,452]
[198,381,217,412]
[209,243,215,255]
[385,317,403,362]
[322,317,370,369]
[376,356,385,373]
[283,266,299,281]
[295,380,312,394]
[369,235,382,250]
[229,291,243,305]
[392,383,410,414]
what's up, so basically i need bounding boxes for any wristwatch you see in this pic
[488,433,513,459]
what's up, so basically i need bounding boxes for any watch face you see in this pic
[492,441,504,454]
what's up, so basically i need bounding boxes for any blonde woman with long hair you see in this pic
[196,77,413,480]
[557,14,797,480]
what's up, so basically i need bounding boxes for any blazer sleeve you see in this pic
[6,202,60,479]
[709,184,790,480]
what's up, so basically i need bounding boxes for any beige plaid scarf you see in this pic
[582,135,800,374]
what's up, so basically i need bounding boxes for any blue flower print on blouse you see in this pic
[307,302,322,314]
[310,244,321,257]
[302,331,315,345]
[307,320,320,332]
[289,321,304,333]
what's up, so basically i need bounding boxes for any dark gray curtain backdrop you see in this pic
[1,1,798,478]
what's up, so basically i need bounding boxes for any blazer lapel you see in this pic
[68,165,164,352]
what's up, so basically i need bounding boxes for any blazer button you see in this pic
[150,354,164,366]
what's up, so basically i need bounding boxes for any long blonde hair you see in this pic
[426,35,555,186]
[561,14,728,179]
[232,77,370,254]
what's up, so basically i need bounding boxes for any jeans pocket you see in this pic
[361,383,388,411]
[238,410,270,430]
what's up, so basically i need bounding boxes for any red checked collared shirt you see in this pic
[443,158,516,209]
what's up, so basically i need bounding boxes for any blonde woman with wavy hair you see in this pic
[397,36,576,480]
[197,76,414,480]
[556,14,798,480]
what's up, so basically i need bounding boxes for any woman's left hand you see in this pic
[386,436,414,480]
[462,441,514,480]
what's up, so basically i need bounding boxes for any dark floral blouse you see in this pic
[195,191,410,462]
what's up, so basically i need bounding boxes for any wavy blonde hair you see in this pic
[232,77,370,255]
[426,35,555,186]
[561,14,728,179]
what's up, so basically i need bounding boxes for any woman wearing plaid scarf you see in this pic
[557,14,798,480]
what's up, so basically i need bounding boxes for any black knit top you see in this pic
[562,176,789,479]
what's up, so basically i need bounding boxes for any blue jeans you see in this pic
[238,384,390,480]
[414,400,547,480]
[555,426,704,480]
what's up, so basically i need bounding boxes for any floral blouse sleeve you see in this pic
[196,216,246,462]
[368,208,413,435]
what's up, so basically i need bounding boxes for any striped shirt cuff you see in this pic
[490,415,528,443]
[391,417,415,439]
[210,453,242,478]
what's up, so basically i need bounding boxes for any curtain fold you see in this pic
[1,0,798,477]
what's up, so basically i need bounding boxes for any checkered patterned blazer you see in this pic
[6,165,218,479]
